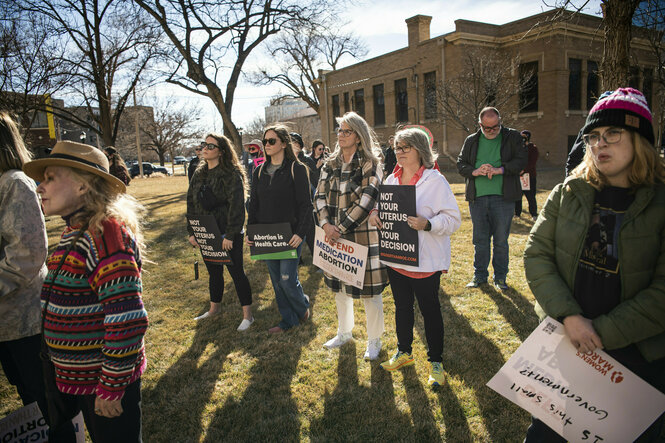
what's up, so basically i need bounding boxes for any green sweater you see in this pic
[524,176,665,362]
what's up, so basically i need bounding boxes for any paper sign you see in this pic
[487,317,665,443]
[187,215,232,265]
[0,402,85,443]
[312,226,368,289]
[247,223,296,260]
[378,185,418,266]
[520,173,530,190]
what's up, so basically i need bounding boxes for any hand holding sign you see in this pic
[407,216,427,231]
[222,237,233,251]
[189,235,199,248]
[322,223,341,243]
[563,315,604,354]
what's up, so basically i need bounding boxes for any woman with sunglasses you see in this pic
[315,111,388,361]
[523,88,665,441]
[187,134,254,331]
[369,127,461,387]
[247,125,312,333]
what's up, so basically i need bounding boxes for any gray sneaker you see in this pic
[494,279,509,291]
[466,277,487,288]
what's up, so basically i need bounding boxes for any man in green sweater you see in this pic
[457,107,527,290]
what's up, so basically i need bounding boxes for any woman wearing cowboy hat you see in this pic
[23,141,148,442]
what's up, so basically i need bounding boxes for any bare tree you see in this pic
[435,47,535,134]
[250,21,367,114]
[140,98,202,166]
[16,0,162,146]
[599,0,642,89]
[133,0,325,151]
[243,114,267,143]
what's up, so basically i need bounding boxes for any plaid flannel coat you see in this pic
[314,150,388,298]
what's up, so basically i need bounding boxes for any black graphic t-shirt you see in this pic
[574,186,634,318]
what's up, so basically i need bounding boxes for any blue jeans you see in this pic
[468,195,514,282]
[265,244,309,329]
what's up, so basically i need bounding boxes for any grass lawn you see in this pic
[1,167,569,442]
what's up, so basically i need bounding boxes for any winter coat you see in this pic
[457,126,527,202]
[187,163,245,238]
[298,152,318,189]
[381,168,461,273]
[248,158,313,239]
[524,176,665,362]
[0,170,47,341]
[314,149,388,298]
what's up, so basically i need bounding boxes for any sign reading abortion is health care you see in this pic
[312,226,368,289]
[187,215,232,265]
[487,317,665,443]
[378,185,418,266]
[247,223,298,260]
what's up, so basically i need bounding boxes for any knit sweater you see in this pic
[41,218,148,400]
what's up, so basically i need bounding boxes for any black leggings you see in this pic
[203,233,252,306]
[387,268,444,362]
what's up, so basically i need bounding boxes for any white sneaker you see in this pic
[323,332,353,349]
[303,293,310,303]
[364,338,382,361]
[237,317,254,331]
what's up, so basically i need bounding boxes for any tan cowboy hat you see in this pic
[23,141,126,193]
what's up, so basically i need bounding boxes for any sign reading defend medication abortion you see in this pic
[487,317,665,443]
[0,402,84,443]
[378,185,418,266]
[188,215,232,265]
[312,226,368,289]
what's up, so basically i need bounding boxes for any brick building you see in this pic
[317,10,662,168]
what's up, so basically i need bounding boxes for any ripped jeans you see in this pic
[265,244,309,330]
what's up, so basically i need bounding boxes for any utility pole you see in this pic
[134,89,144,177]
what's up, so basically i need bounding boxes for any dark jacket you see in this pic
[523,142,539,177]
[565,128,585,176]
[248,158,313,239]
[525,177,665,362]
[383,147,397,177]
[186,163,245,237]
[187,157,200,181]
[308,153,325,187]
[457,126,527,202]
[298,152,318,189]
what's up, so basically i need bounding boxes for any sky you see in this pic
[155,0,603,133]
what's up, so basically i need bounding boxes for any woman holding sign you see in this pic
[524,88,665,441]
[247,125,312,333]
[314,111,388,361]
[369,127,461,387]
[187,134,254,331]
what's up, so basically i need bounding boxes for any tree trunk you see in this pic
[600,0,640,90]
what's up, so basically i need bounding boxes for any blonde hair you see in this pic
[572,131,665,189]
[0,112,32,172]
[66,168,146,251]
[330,112,382,165]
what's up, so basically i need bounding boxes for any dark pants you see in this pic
[0,334,49,420]
[387,268,444,362]
[47,377,142,443]
[515,175,537,217]
[204,233,252,305]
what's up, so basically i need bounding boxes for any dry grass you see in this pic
[1,168,569,442]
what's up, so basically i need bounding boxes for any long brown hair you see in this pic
[0,112,31,172]
[200,133,249,197]
[263,124,298,164]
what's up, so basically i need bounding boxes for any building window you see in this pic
[519,61,538,113]
[568,58,582,110]
[424,71,437,119]
[353,88,365,117]
[629,66,640,89]
[587,60,599,109]
[344,92,350,113]
[373,84,385,126]
[30,111,49,128]
[332,94,340,128]
[395,78,408,123]
[643,68,653,108]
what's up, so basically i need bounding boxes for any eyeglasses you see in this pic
[583,128,625,147]
[395,145,413,154]
[335,128,354,137]
[262,138,278,146]
[200,142,220,151]
[480,123,501,132]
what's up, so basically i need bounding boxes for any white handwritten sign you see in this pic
[312,226,368,289]
[520,173,531,190]
[487,317,665,443]
[0,402,84,443]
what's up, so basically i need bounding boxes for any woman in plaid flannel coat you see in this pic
[314,111,388,361]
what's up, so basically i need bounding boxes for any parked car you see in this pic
[173,156,187,165]
[153,165,172,176]
[130,162,173,178]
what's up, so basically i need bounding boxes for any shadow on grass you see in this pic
[480,286,539,341]
[309,342,416,441]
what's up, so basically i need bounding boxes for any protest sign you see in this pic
[487,317,665,443]
[520,173,531,190]
[312,226,368,289]
[0,402,84,443]
[187,215,232,265]
[377,185,418,266]
[247,223,297,260]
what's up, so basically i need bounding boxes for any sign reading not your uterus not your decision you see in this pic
[377,185,418,266]
[313,226,368,289]
[487,317,665,443]
[187,215,232,265]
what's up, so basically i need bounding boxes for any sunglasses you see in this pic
[262,138,278,146]
[248,146,260,153]
[200,142,220,151]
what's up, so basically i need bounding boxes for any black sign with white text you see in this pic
[378,185,419,266]
[187,215,232,265]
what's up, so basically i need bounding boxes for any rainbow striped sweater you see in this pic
[42,218,148,401]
